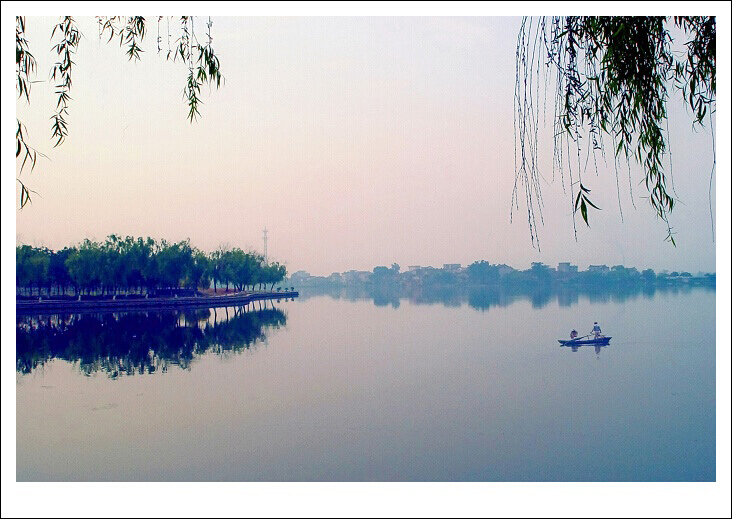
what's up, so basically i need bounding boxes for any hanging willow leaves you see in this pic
[50,16,80,147]
[16,16,36,103]
[96,16,225,122]
[172,16,225,121]
[16,16,225,209]
[98,16,146,61]
[16,16,42,208]
[514,16,715,246]
[574,183,601,226]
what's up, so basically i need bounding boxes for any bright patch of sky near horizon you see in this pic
[15,16,717,275]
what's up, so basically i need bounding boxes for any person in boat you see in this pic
[570,329,578,339]
[592,322,602,338]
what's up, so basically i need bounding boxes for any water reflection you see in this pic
[297,283,714,311]
[559,342,611,355]
[16,302,287,377]
[467,288,503,310]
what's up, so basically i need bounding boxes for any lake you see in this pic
[16,285,716,481]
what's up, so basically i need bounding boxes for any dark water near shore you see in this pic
[16,286,716,481]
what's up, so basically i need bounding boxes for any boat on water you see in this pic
[558,336,611,346]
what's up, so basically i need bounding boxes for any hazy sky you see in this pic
[10,13,726,275]
[3,5,731,516]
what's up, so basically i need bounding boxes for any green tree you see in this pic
[187,250,211,292]
[641,268,657,283]
[16,236,285,299]
[608,265,640,284]
[49,247,75,296]
[155,240,194,292]
[209,246,228,293]
[16,246,32,295]
[529,262,553,284]
[65,239,103,296]
[100,235,126,296]
[467,260,499,285]
[372,265,398,284]
[248,253,266,291]
[139,237,161,296]
[124,237,155,295]
[228,248,249,291]
[266,262,287,290]
[220,248,239,292]
[16,245,50,296]
[514,16,715,246]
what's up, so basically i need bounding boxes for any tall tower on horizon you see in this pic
[263,227,268,265]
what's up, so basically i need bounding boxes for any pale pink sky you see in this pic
[10,14,724,275]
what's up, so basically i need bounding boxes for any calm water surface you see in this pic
[16,287,716,481]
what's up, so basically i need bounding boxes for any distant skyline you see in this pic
[9,13,727,277]
[290,260,716,276]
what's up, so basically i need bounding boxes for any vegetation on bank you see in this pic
[16,235,287,298]
[292,260,716,289]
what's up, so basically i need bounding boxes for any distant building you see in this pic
[588,265,610,274]
[343,270,371,284]
[558,262,578,273]
[407,265,436,273]
[531,262,555,271]
[443,263,461,271]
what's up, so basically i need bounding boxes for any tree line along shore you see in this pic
[16,235,288,300]
[291,261,716,289]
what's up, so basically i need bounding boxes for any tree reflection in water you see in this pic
[297,283,713,312]
[16,302,287,377]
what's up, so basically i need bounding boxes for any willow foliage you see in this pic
[514,16,715,248]
[15,16,225,208]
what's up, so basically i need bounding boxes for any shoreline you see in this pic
[16,291,298,315]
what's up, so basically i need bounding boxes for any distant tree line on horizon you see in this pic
[291,260,715,289]
[16,235,287,299]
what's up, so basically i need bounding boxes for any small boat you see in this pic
[558,336,611,346]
